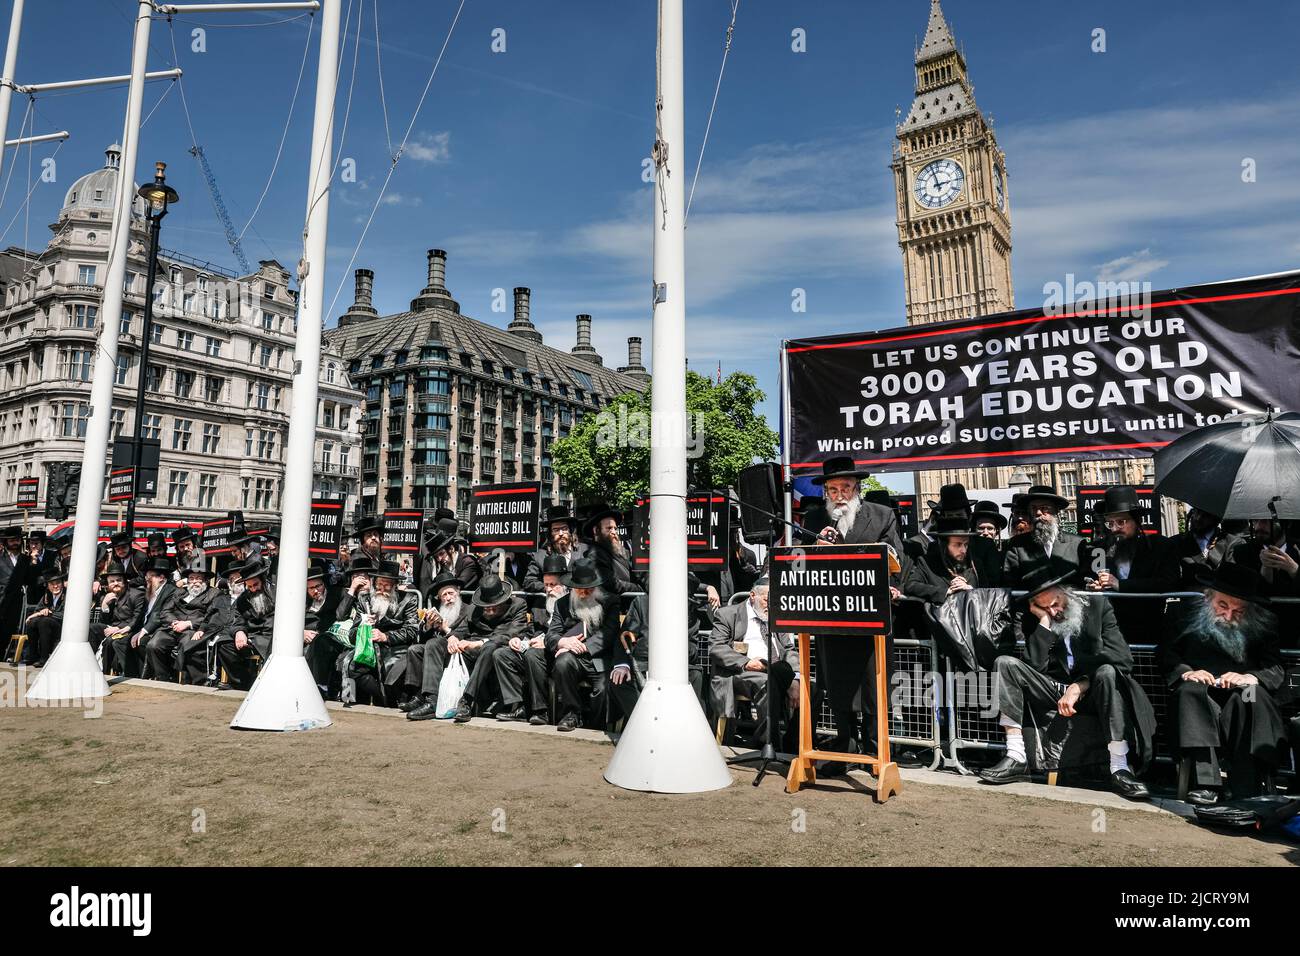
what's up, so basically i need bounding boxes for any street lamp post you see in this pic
[124,161,179,539]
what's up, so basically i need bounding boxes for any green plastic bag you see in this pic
[328,618,355,647]
[353,621,376,668]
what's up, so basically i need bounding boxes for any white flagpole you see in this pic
[604,0,731,793]
[231,0,339,730]
[0,0,25,187]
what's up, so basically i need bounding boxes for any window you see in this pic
[168,470,188,507]
[123,272,136,293]
[253,382,270,411]
[58,402,89,437]
[78,265,97,285]
[172,418,193,451]
[110,408,125,440]
[198,275,209,293]
[389,380,406,399]
[261,311,275,331]
[72,304,97,328]
[142,414,162,440]
[64,347,93,381]
[146,364,163,392]
[340,447,350,469]
[119,312,132,337]
[257,429,278,459]
[115,355,130,386]
[320,442,333,468]
[1059,471,1078,501]
[198,473,217,508]
[204,375,223,403]
[241,476,250,509]
[1100,466,1121,485]
[254,477,275,510]
[175,369,194,398]
[202,423,221,454]
[259,344,273,368]
[245,429,255,456]
[264,283,276,299]
[482,360,495,376]
[205,336,222,357]
[339,406,351,430]
[177,330,194,351]
[322,403,335,429]
[183,292,196,314]
[326,363,336,384]
[150,323,163,345]
[273,385,282,411]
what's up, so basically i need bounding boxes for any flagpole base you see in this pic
[24,641,110,702]
[230,654,331,731]
[604,678,732,793]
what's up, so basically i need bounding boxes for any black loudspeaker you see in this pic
[736,462,784,544]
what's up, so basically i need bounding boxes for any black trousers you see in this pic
[817,635,893,747]
[495,645,551,714]
[406,636,478,697]
[1171,680,1288,794]
[175,633,214,685]
[214,637,260,690]
[23,615,62,664]
[88,623,117,675]
[306,632,349,695]
[111,631,150,679]
[552,650,600,718]
[995,657,1130,743]
[146,630,184,682]
[724,660,795,744]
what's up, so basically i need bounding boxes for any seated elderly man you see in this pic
[216,557,275,690]
[980,558,1155,799]
[89,562,144,674]
[708,576,797,745]
[335,560,419,706]
[904,515,1000,607]
[1162,564,1289,805]
[113,558,177,679]
[148,560,230,684]
[400,570,471,716]
[493,554,567,725]
[303,563,346,696]
[21,571,67,666]
[547,558,624,732]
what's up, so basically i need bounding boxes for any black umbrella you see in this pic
[1154,409,1300,520]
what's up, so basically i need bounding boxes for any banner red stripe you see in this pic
[474,487,538,496]
[773,552,882,561]
[773,619,885,628]
[471,540,534,547]
[790,441,1169,469]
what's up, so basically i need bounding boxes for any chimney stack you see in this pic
[571,313,602,365]
[410,247,459,313]
[338,267,380,326]
[507,286,543,343]
[619,335,649,382]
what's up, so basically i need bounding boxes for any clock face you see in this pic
[914,158,964,209]
[994,166,1006,210]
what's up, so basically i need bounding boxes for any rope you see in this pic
[139,76,176,129]
[372,0,393,160]
[684,0,739,226]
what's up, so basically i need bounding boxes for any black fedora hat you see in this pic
[172,525,198,545]
[971,500,1008,530]
[182,557,212,579]
[936,483,972,514]
[423,530,453,555]
[472,572,514,607]
[143,557,174,576]
[428,570,462,596]
[932,514,975,538]
[582,502,621,536]
[348,554,378,575]
[355,514,384,536]
[809,455,869,486]
[863,489,893,508]
[109,530,133,548]
[238,557,272,582]
[1023,484,1070,511]
[306,560,330,583]
[432,507,456,522]
[146,531,167,548]
[40,570,68,586]
[102,560,128,578]
[373,560,401,581]
[540,553,568,576]
[1020,556,1078,600]
[561,558,605,590]
[0,525,21,539]
[542,505,579,530]
[1095,485,1148,519]
[1195,563,1270,605]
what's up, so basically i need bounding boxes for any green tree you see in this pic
[553,371,779,509]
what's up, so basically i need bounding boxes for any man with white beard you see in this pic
[113,558,178,679]
[336,560,419,706]
[545,558,625,732]
[980,558,1155,799]
[302,563,346,696]
[1162,564,1289,804]
[217,557,277,690]
[148,559,230,684]
[493,555,567,724]
[1002,485,1086,589]
[400,571,470,713]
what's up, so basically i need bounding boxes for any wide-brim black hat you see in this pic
[809,455,869,486]
[1094,485,1149,519]
[348,555,378,575]
[936,483,972,514]
[561,558,605,590]
[972,500,1009,530]
[472,572,514,607]
[793,495,824,513]
[0,525,21,539]
[863,489,893,508]
[542,505,579,529]
[428,570,462,596]
[582,503,621,536]
[306,561,329,582]
[1194,563,1270,605]
[373,560,401,581]
[172,525,198,545]
[432,507,456,522]
[146,532,167,547]
[143,557,174,576]
[109,531,133,548]
[932,515,975,538]
[541,553,568,576]
[182,558,212,579]
[101,560,128,578]
[40,571,67,585]
[238,557,272,582]
[1024,485,1071,511]
[355,514,384,536]
[424,531,453,555]
[1020,556,1078,600]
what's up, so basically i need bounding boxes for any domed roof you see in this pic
[61,144,146,219]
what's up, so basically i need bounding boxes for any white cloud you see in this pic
[1096,248,1169,283]
[379,192,421,207]
[404,130,451,163]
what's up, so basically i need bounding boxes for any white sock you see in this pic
[1108,739,1130,774]
[1004,730,1026,763]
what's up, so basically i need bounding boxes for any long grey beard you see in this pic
[571,589,606,631]
[371,594,392,620]
[249,592,271,617]
[545,593,562,616]
[185,585,206,603]
[832,496,860,538]
[440,597,464,629]
[1032,516,1059,551]
[1056,592,1086,643]
[1191,598,1271,664]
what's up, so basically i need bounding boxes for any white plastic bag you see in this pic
[435,653,470,719]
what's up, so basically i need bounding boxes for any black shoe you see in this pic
[1185,788,1220,806]
[398,694,426,713]
[978,755,1030,785]
[528,712,548,726]
[1110,769,1150,801]
[557,712,579,732]
[406,699,441,721]
[453,698,474,723]
[495,704,526,722]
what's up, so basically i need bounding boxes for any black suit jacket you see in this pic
[1002,530,1086,588]
[590,539,640,595]
[544,590,623,666]
[904,538,1002,606]
[523,543,588,592]
[1020,597,1133,685]
[138,581,180,637]
[1160,598,1284,692]
[99,586,145,631]
[1169,529,1241,587]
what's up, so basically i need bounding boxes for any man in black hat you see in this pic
[1082,485,1177,641]
[0,526,24,649]
[399,570,470,713]
[107,530,147,586]
[971,500,1008,550]
[523,505,588,592]
[150,560,231,684]
[334,560,419,706]
[303,562,346,696]
[1001,484,1085,588]
[171,525,204,572]
[1162,564,1290,804]
[217,557,276,690]
[584,503,641,595]
[89,562,144,674]
[145,532,168,562]
[492,554,567,725]
[806,456,904,765]
[405,572,528,721]
[979,557,1155,799]
[1169,507,1239,588]
[113,557,178,678]
[904,514,1001,607]
[21,571,66,665]
[546,558,625,731]
[350,514,385,566]
[1007,494,1032,539]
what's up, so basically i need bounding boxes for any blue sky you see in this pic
[5,0,1300,479]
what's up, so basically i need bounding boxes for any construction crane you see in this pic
[188,145,252,276]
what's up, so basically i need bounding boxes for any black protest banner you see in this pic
[382,509,424,554]
[769,544,893,636]
[631,491,728,568]
[1077,485,1162,538]
[15,476,38,509]
[107,468,134,503]
[202,518,235,555]
[309,499,345,556]
[468,482,541,550]
[785,272,1300,475]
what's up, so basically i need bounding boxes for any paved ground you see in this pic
[1,672,1295,867]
